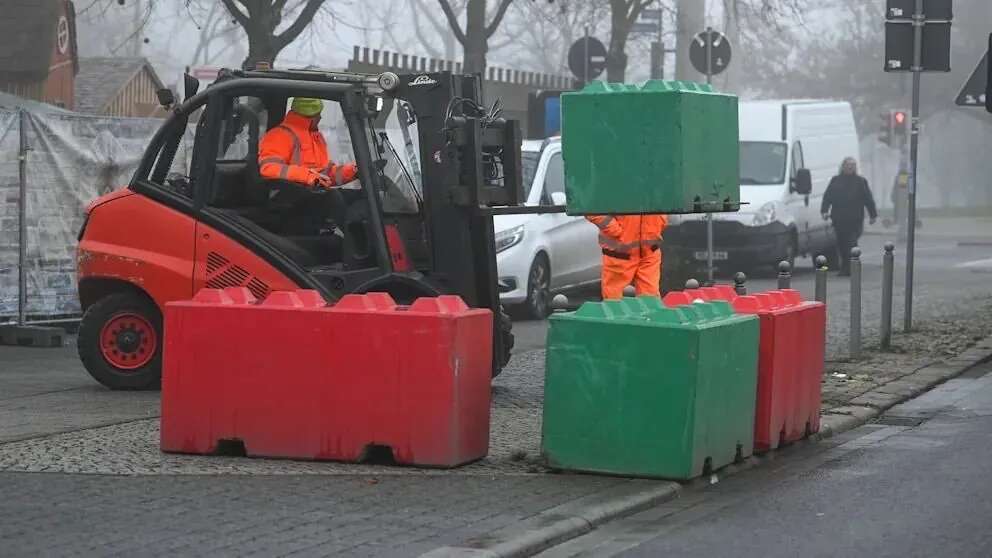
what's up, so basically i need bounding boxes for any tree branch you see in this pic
[221,0,251,29]
[485,0,514,39]
[436,0,467,45]
[275,0,327,50]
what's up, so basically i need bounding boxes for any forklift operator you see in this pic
[257,97,360,235]
[258,97,357,189]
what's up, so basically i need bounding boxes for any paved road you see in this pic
[513,220,992,357]
[539,360,992,558]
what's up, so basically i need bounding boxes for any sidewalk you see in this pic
[863,215,992,240]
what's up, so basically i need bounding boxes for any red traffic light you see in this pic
[893,111,906,124]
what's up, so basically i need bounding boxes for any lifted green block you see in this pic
[561,81,739,215]
[541,298,759,480]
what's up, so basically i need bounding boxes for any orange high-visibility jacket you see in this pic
[257,111,356,188]
[586,214,669,259]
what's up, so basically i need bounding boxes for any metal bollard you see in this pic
[551,294,571,313]
[685,278,700,290]
[881,242,895,350]
[777,261,792,290]
[849,247,862,359]
[733,272,747,296]
[814,255,828,304]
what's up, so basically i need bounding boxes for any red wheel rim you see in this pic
[99,312,157,370]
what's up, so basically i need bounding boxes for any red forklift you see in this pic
[76,67,555,389]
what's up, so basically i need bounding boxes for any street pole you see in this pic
[705,27,714,285]
[904,0,923,332]
[584,26,590,84]
[17,109,27,325]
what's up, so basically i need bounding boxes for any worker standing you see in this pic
[258,97,358,234]
[587,214,668,300]
[821,157,878,276]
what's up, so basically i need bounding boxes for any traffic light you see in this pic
[878,111,892,146]
[890,109,909,146]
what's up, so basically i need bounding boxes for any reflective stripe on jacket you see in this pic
[586,214,668,258]
[257,111,355,187]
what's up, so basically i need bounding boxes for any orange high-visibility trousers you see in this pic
[600,247,662,300]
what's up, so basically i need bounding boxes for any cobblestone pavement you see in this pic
[0,472,657,557]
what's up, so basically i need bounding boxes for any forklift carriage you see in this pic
[76,68,561,390]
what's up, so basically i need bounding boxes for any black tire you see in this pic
[78,292,163,390]
[494,306,514,378]
[523,254,551,320]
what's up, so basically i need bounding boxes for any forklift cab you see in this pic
[78,68,531,389]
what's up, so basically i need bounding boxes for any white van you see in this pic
[667,100,859,271]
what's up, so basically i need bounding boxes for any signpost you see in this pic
[689,28,732,285]
[955,52,987,107]
[568,32,607,83]
[883,0,952,332]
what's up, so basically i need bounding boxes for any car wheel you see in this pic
[78,292,163,390]
[494,305,514,378]
[524,254,551,320]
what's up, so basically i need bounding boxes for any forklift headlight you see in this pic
[495,225,525,254]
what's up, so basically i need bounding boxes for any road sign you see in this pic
[884,21,951,72]
[955,53,988,107]
[568,36,607,82]
[689,29,731,77]
[631,22,657,34]
[886,0,952,20]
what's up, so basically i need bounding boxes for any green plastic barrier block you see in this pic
[541,297,759,480]
[561,81,740,215]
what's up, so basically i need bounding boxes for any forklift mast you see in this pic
[392,72,524,364]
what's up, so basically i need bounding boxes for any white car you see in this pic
[494,137,601,318]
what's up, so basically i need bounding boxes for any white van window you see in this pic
[544,152,565,196]
[740,142,787,185]
[791,141,805,177]
[522,151,540,195]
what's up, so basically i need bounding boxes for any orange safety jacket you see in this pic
[586,214,669,259]
[258,111,356,188]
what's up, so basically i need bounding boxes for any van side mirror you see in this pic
[549,191,566,206]
[793,168,812,195]
[156,88,176,108]
[184,73,200,101]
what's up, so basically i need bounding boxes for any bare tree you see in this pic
[220,0,328,68]
[436,0,515,74]
[497,0,607,75]
[606,0,656,82]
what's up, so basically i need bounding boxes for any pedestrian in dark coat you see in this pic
[821,157,878,276]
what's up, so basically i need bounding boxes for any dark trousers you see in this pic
[833,222,862,274]
[270,186,346,236]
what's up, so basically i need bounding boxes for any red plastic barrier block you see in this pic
[665,286,825,451]
[161,290,493,467]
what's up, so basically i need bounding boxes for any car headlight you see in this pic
[495,225,525,254]
[752,202,777,226]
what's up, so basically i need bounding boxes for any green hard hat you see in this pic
[291,97,323,117]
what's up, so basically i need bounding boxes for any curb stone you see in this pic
[419,482,680,558]
[427,334,992,558]
[817,334,992,439]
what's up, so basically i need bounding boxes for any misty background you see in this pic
[75,0,992,210]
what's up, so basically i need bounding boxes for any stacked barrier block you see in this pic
[664,287,826,451]
[161,288,493,467]
[541,297,759,480]
[561,80,740,215]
